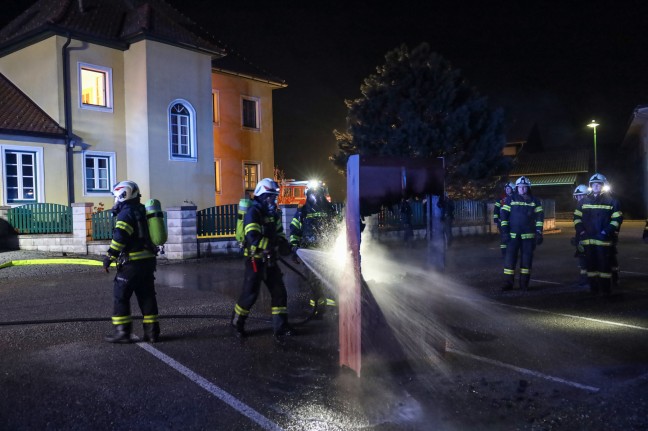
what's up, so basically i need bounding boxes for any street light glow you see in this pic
[587,120,599,172]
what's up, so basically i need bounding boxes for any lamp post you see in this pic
[587,120,599,172]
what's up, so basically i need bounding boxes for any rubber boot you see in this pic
[520,275,530,291]
[273,314,294,338]
[143,322,160,343]
[501,277,514,291]
[230,313,247,337]
[104,323,132,344]
[589,277,599,295]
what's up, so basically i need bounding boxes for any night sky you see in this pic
[4,1,648,200]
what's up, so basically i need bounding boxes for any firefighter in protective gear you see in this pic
[494,182,515,257]
[571,184,589,287]
[103,180,160,343]
[500,176,544,291]
[574,173,623,296]
[231,178,293,338]
[289,182,339,318]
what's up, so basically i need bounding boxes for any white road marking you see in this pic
[499,303,648,331]
[620,270,648,276]
[137,343,285,431]
[447,347,600,393]
[529,278,562,285]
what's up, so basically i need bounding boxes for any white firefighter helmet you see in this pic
[253,178,280,197]
[589,173,607,185]
[505,182,515,190]
[573,184,589,196]
[112,180,140,203]
[515,176,531,187]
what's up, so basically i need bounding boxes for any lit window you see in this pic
[2,147,42,204]
[83,151,115,194]
[244,163,259,194]
[212,90,220,126]
[242,96,260,130]
[214,158,222,194]
[169,100,197,161]
[79,63,113,111]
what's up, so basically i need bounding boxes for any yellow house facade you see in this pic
[0,0,284,211]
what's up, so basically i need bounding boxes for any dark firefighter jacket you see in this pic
[500,193,544,239]
[243,200,289,259]
[108,199,156,261]
[289,201,338,249]
[574,192,622,245]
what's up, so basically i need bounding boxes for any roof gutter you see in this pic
[62,34,75,205]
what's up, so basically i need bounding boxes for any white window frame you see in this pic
[168,99,197,162]
[241,95,260,131]
[243,161,260,195]
[212,90,220,126]
[0,145,45,205]
[78,62,113,112]
[82,150,116,196]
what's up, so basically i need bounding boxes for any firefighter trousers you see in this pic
[584,244,613,294]
[235,259,289,333]
[112,258,158,319]
[503,237,535,289]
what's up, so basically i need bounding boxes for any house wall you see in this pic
[212,72,277,206]
[0,37,60,121]
[66,38,127,206]
[126,40,215,210]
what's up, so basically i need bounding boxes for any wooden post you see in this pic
[339,155,362,376]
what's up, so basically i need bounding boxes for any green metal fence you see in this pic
[6,203,72,234]
[91,209,116,240]
[197,204,237,238]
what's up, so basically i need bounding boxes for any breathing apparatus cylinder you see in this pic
[145,199,167,246]
[236,198,253,246]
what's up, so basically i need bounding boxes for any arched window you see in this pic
[168,100,196,160]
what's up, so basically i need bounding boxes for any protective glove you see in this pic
[536,232,543,246]
[102,255,114,273]
[500,233,510,245]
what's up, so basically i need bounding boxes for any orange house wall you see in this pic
[211,71,279,206]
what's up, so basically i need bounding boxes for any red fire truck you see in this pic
[277,179,330,206]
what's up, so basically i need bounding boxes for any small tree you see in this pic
[330,43,510,199]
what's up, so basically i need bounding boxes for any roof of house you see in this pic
[0,0,286,88]
[509,148,590,186]
[0,72,66,137]
[0,0,227,57]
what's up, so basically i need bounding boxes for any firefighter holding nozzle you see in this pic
[290,181,339,319]
[231,178,293,338]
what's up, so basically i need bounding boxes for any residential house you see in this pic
[0,0,285,211]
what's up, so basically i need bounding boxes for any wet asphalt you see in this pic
[1,221,648,430]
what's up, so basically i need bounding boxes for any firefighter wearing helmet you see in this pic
[103,180,160,343]
[231,178,293,338]
[289,180,339,319]
[499,176,544,291]
[493,181,515,257]
[573,173,623,296]
[571,184,590,287]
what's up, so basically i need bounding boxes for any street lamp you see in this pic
[587,120,599,172]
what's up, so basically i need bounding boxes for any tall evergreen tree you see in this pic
[330,43,510,199]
